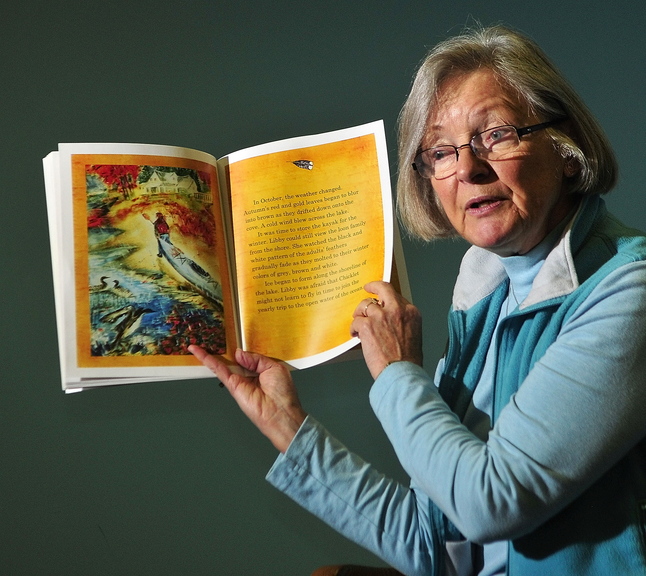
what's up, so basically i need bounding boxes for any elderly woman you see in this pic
[190,25,646,576]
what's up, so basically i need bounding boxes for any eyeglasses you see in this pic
[412,118,566,179]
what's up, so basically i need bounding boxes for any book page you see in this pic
[224,121,392,368]
[50,143,238,386]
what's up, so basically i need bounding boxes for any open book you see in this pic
[43,121,409,392]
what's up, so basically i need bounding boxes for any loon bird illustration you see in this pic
[89,276,110,292]
[101,305,153,349]
[110,279,135,299]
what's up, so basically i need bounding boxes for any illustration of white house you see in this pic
[137,170,212,204]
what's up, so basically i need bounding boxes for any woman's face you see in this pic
[425,69,576,256]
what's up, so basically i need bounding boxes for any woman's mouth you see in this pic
[466,196,505,214]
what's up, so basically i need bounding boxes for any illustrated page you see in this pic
[60,145,237,380]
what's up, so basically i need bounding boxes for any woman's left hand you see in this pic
[189,346,307,453]
[350,281,423,379]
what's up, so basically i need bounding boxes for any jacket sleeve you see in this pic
[369,261,646,543]
[265,415,441,576]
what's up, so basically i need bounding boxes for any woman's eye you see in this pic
[486,127,514,144]
[431,148,453,162]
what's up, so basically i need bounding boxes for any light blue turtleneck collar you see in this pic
[499,215,573,310]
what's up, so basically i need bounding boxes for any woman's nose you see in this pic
[455,145,491,183]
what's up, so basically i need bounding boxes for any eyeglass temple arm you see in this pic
[517,117,566,137]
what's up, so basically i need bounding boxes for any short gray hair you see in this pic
[397,25,619,241]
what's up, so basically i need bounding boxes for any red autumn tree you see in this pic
[89,165,140,200]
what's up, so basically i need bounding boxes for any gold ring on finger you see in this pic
[363,298,381,316]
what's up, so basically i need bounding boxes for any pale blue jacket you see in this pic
[267,195,646,575]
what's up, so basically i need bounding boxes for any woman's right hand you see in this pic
[189,346,307,453]
[350,281,424,379]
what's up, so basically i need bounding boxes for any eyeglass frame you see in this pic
[411,118,567,178]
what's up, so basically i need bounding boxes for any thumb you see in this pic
[235,348,284,375]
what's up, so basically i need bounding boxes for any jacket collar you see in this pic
[452,195,603,311]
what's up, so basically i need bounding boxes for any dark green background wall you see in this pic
[2,1,644,574]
